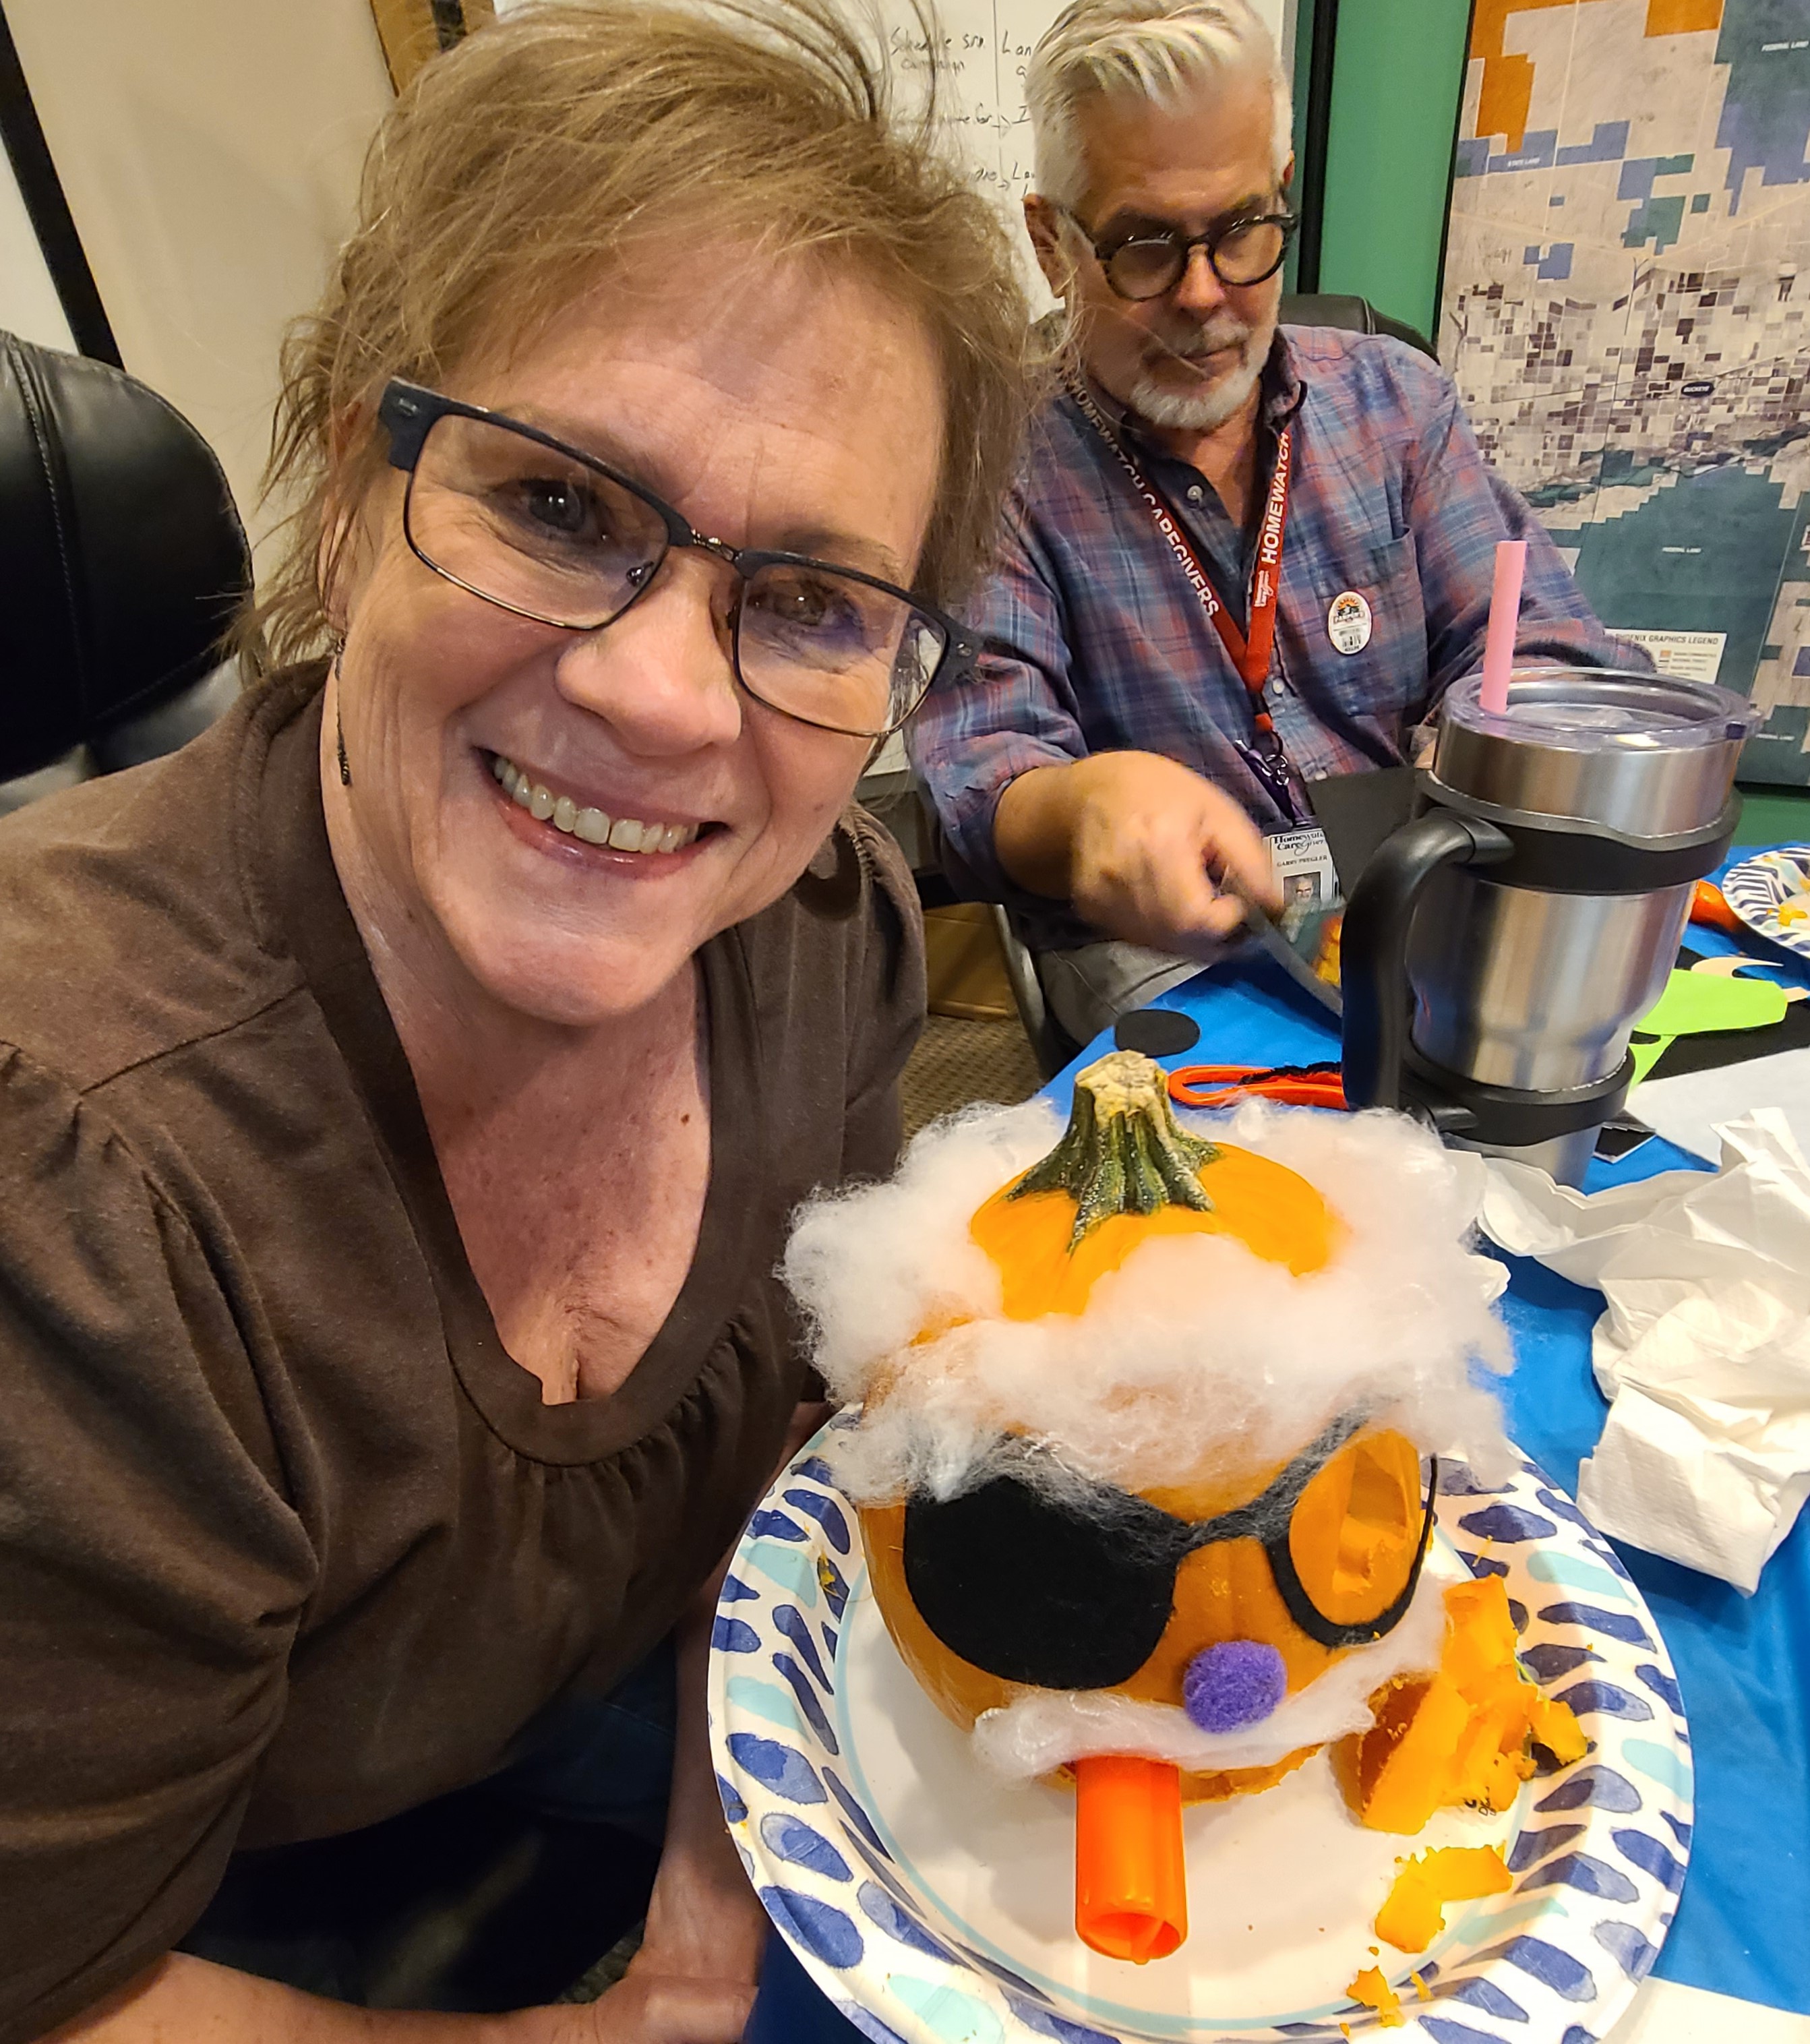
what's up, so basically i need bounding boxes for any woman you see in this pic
[0,5,1027,2040]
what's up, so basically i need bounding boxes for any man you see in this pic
[909,0,1634,1044]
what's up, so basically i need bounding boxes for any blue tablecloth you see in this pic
[1052,851,1810,2018]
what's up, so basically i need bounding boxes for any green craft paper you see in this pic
[1627,969,1790,1082]
[1629,1034,1676,1084]
[1637,971,1788,1039]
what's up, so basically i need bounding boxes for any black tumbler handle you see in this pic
[1341,810,1513,1111]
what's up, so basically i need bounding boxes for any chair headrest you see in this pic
[0,331,253,779]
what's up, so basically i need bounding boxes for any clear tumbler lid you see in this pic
[1435,665,1758,836]
[1445,665,1759,751]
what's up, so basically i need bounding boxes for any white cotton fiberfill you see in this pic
[782,1094,1513,1503]
[969,1546,1458,1780]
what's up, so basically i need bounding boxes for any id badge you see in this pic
[1267,824,1339,914]
[1267,824,1344,990]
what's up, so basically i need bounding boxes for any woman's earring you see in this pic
[330,633,352,787]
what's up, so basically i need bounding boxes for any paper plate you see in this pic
[710,1421,1692,2044]
[1722,846,1810,961]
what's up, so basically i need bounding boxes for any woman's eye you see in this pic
[781,582,839,628]
[516,477,596,537]
[760,577,859,637]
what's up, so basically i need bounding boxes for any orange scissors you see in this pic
[1167,1062,1349,1110]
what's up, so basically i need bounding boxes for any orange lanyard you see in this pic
[1066,374,1300,821]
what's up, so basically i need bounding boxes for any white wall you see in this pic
[0,143,74,352]
[4,0,396,548]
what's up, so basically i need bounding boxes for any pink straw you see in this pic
[1479,539,1526,715]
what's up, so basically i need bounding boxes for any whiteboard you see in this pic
[493,0,1296,281]
[874,0,1294,251]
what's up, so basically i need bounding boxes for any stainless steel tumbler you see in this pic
[1342,666,1758,1184]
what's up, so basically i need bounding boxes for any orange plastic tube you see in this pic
[1073,1755,1188,1963]
[1691,880,1743,934]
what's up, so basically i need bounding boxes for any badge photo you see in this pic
[1327,590,1372,655]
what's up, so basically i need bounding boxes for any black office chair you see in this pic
[0,330,252,811]
[1280,291,1438,360]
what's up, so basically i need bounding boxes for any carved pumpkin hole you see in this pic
[1288,1431,1422,1627]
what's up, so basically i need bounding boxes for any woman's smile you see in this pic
[485,749,716,866]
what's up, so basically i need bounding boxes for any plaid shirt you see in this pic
[909,326,1635,947]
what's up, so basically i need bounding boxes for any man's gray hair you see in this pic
[1025,0,1294,211]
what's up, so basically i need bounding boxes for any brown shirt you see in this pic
[0,666,923,2041]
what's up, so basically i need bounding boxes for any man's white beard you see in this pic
[1128,310,1275,433]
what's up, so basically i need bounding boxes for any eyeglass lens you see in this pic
[1106,216,1288,299]
[404,411,945,738]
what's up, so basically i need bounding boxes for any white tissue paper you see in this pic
[1478,1110,1810,1594]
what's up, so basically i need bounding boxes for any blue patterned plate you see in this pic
[709,1420,1691,2044]
[1722,846,1810,961]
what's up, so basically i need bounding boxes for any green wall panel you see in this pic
[1315,0,1472,347]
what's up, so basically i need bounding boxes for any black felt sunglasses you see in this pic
[902,1414,1438,1692]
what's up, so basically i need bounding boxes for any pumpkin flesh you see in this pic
[1335,1575,1588,1834]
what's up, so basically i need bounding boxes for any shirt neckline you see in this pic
[238,665,762,1468]
[1073,325,1306,453]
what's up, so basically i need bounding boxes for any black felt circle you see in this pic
[902,1479,1178,1691]
[1113,1007,1201,1056]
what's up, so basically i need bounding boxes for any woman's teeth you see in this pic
[490,754,700,855]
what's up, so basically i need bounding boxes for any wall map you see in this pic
[1440,0,1810,783]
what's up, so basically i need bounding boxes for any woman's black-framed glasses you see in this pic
[901,1412,1437,1691]
[1060,204,1298,301]
[377,380,976,740]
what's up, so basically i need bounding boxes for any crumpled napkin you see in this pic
[1478,1110,1810,1593]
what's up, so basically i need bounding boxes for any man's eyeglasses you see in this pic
[901,1414,1436,1691]
[1058,204,1298,301]
[376,381,976,740]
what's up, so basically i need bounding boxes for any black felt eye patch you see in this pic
[901,1415,1437,1693]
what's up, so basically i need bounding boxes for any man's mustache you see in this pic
[1140,315,1252,365]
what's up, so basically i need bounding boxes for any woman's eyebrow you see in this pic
[768,527,909,582]
[486,405,910,584]
[503,403,663,481]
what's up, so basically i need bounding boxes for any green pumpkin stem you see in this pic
[1009,1050,1219,1250]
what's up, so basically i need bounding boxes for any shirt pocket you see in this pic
[1304,530,1430,744]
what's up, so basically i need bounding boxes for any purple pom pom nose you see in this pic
[1182,1640,1288,1733]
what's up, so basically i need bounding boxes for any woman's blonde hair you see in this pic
[248,0,1031,669]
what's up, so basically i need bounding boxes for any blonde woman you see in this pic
[0,6,1027,2041]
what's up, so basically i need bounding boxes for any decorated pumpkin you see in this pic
[783,1051,1562,1963]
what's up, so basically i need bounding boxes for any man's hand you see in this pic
[994,752,1279,956]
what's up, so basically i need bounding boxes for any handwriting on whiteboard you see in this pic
[879,2,1049,206]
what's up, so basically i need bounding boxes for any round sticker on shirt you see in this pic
[1327,590,1372,655]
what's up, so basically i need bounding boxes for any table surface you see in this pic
[1044,850,1810,2032]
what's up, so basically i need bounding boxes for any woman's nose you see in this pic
[550,551,744,755]
[1182,1640,1288,1733]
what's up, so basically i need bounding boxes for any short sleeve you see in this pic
[0,1048,314,2043]
[839,810,926,1186]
